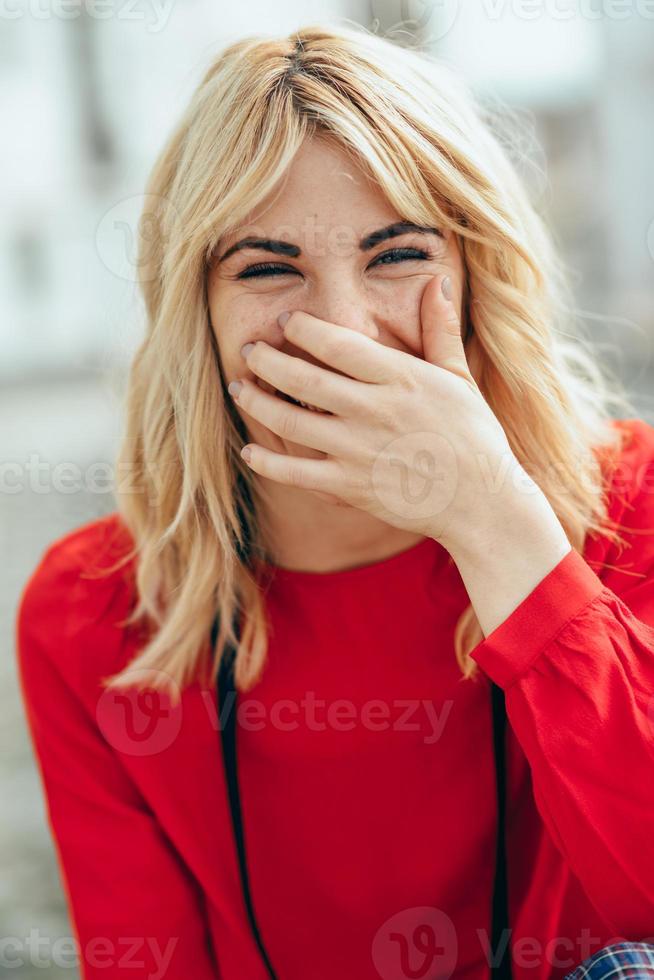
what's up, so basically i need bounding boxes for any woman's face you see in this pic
[207,136,466,461]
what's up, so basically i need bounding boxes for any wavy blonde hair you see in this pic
[99,21,638,702]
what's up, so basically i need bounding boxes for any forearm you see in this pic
[443,482,572,638]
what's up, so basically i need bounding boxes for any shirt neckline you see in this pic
[252,534,444,588]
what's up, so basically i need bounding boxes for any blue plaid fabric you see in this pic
[565,942,654,979]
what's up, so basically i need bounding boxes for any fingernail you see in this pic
[228,380,243,398]
[240,342,255,359]
[441,276,452,301]
[278,311,291,327]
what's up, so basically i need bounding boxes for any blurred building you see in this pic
[2,1,653,383]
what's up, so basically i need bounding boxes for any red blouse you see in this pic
[15,416,654,979]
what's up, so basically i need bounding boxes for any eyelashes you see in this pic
[234,246,436,281]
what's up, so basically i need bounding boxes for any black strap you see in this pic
[214,614,510,979]
[491,681,512,977]
[216,623,279,980]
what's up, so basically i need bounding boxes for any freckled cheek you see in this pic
[209,312,244,384]
[213,305,281,387]
[377,293,422,347]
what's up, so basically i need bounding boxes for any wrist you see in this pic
[442,479,571,573]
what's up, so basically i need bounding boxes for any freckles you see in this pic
[380,295,416,326]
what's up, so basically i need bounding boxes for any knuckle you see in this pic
[397,362,420,395]
[372,400,396,429]
[288,463,309,490]
[289,362,310,392]
[278,409,300,440]
[346,471,370,501]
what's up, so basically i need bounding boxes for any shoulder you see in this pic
[15,512,139,692]
[17,511,136,621]
[588,416,654,577]
[601,416,654,510]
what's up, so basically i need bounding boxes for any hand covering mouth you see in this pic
[254,377,333,415]
[274,389,332,414]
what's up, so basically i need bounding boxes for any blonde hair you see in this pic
[99,21,638,701]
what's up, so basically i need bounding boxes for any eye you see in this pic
[370,246,434,267]
[235,246,435,280]
[236,262,300,280]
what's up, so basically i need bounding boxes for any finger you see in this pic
[420,274,471,379]
[232,378,346,455]
[243,341,364,418]
[281,310,400,385]
[241,442,345,496]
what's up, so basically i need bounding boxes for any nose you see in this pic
[278,296,379,382]
[298,283,380,343]
[330,314,379,342]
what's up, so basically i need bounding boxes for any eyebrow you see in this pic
[215,221,444,263]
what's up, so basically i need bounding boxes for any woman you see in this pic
[15,22,654,980]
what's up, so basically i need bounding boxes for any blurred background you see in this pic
[3,1,653,975]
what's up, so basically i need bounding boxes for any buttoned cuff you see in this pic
[468,547,605,689]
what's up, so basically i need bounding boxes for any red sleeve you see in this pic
[469,418,654,938]
[15,535,220,980]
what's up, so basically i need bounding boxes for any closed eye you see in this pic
[235,247,434,280]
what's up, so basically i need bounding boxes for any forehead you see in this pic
[221,137,400,250]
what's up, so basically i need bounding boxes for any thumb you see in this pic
[420,274,470,379]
